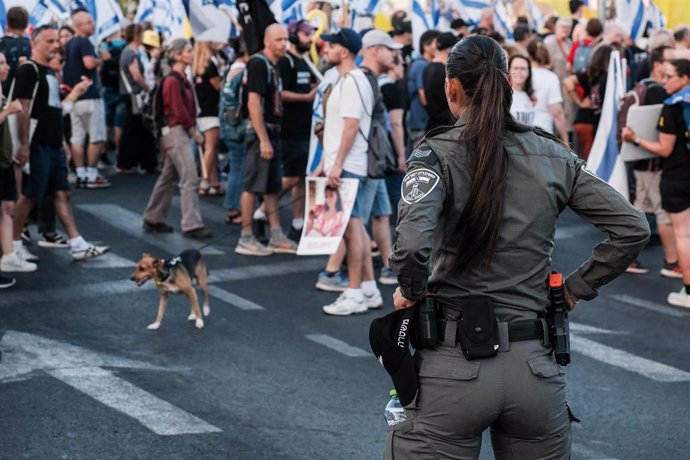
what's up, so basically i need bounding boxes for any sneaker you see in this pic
[268,232,298,254]
[37,232,70,248]
[322,292,368,316]
[76,176,88,188]
[143,220,174,234]
[0,274,15,289]
[288,226,302,243]
[667,287,690,309]
[364,290,384,309]
[182,227,213,239]
[378,267,398,285]
[315,271,349,292]
[660,261,683,279]
[371,244,381,258]
[71,243,110,261]
[67,171,78,185]
[625,260,649,274]
[86,175,112,189]
[235,235,274,256]
[17,245,38,262]
[0,252,37,272]
[21,227,32,244]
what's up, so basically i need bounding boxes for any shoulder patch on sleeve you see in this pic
[407,145,438,166]
[401,168,441,204]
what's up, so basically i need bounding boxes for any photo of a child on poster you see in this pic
[297,177,359,255]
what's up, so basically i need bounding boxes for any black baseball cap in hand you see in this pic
[320,28,362,55]
[369,307,418,407]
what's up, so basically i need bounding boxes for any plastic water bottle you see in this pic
[384,390,406,426]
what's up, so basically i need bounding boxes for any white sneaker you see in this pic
[71,243,110,261]
[0,252,37,272]
[364,290,384,309]
[322,292,367,316]
[17,245,38,262]
[667,287,690,308]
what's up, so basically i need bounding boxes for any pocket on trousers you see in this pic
[384,418,415,460]
[527,353,565,378]
[418,355,481,381]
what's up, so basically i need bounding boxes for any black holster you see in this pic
[416,296,438,348]
[457,297,499,360]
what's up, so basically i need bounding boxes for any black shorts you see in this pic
[660,177,690,213]
[22,144,70,198]
[243,126,282,195]
[0,165,17,201]
[280,138,309,177]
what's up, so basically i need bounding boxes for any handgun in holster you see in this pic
[547,272,571,366]
[416,295,438,349]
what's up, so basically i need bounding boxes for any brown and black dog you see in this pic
[131,249,210,330]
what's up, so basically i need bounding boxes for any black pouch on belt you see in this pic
[458,296,499,360]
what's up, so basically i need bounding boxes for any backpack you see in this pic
[572,39,596,74]
[0,36,31,96]
[219,53,273,143]
[150,72,188,138]
[616,79,662,147]
[100,42,124,89]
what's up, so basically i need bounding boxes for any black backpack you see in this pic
[149,72,190,138]
[100,43,124,89]
[0,36,31,96]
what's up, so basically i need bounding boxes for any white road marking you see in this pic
[571,334,690,382]
[305,334,370,358]
[607,294,690,318]
[53,250,137,268]
[208,258,325,282]
[572,443,619,460]
[0,331,221,435]
[48,367,221,436]
[570,322,626,335]
[555,225,595,240]
[76,204,224,255]
[207,286,264,310]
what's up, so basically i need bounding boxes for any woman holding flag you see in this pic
[622,59,690,308]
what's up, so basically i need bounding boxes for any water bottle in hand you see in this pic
[384,390,406,426]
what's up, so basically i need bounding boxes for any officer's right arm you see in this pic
[390,144,446,301]
[565,160,651,301]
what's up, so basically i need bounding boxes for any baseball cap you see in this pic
[142,30,160,49]
[362,29,403,50]
[369,307,418,407]
[288,19,315,36]
[320,28,362,55]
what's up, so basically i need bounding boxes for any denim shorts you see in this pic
[371,177,392,217]
[22,143,70,198]
[342,170,378,221]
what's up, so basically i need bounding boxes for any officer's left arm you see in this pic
[565,160,651,301]
[390,145,446,302]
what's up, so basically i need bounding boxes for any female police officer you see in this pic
[387,36,650,459]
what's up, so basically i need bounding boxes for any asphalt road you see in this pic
[1,171,689,460]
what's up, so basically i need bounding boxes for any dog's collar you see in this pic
[155,257,181,285]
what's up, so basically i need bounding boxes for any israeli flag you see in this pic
[135,0,186,38]
[411,0,432,53]
[0,0,55,30]
[646,0,666,31]
[456,0,490,27]
[269,0,305,25]
[587,50,629,200]
[307,67,340,175]
[494,0,513,41]
[615,0,646,41]
[525,0,544,30]
[81,0,125,42]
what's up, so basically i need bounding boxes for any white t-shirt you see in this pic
[510,90,535,125]
[323,68,373,177]
[531,67,563,133]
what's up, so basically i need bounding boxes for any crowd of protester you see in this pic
[0,0,688,310]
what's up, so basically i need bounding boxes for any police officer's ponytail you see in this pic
[446,35,530,269]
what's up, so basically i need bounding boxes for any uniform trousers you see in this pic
[386,338,574,460]
[143,126,204,232]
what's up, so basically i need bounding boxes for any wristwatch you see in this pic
[633,136,641,147]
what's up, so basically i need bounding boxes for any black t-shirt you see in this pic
[277,53,316,140]
[243,53,282,125]
[657,103,690,181]
[13,61,63,147]
[0,35,31,97]
[423,62,455,131]
[195,57,221,118]
[63,36,100,99]
[574,71,607,126]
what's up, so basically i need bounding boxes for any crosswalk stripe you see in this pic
[76,204,224,255]
[607,294,689,318]
[208,258,325,282]
[555,225,595,240]
[48,367,222,436]
[207,286,264,310]
[305,334,370,358]
[572,334,690,382]
[52,250,136,268]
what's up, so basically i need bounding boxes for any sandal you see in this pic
[225,210,242,225]
[208,184,225,196]
[198,179,211,195]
